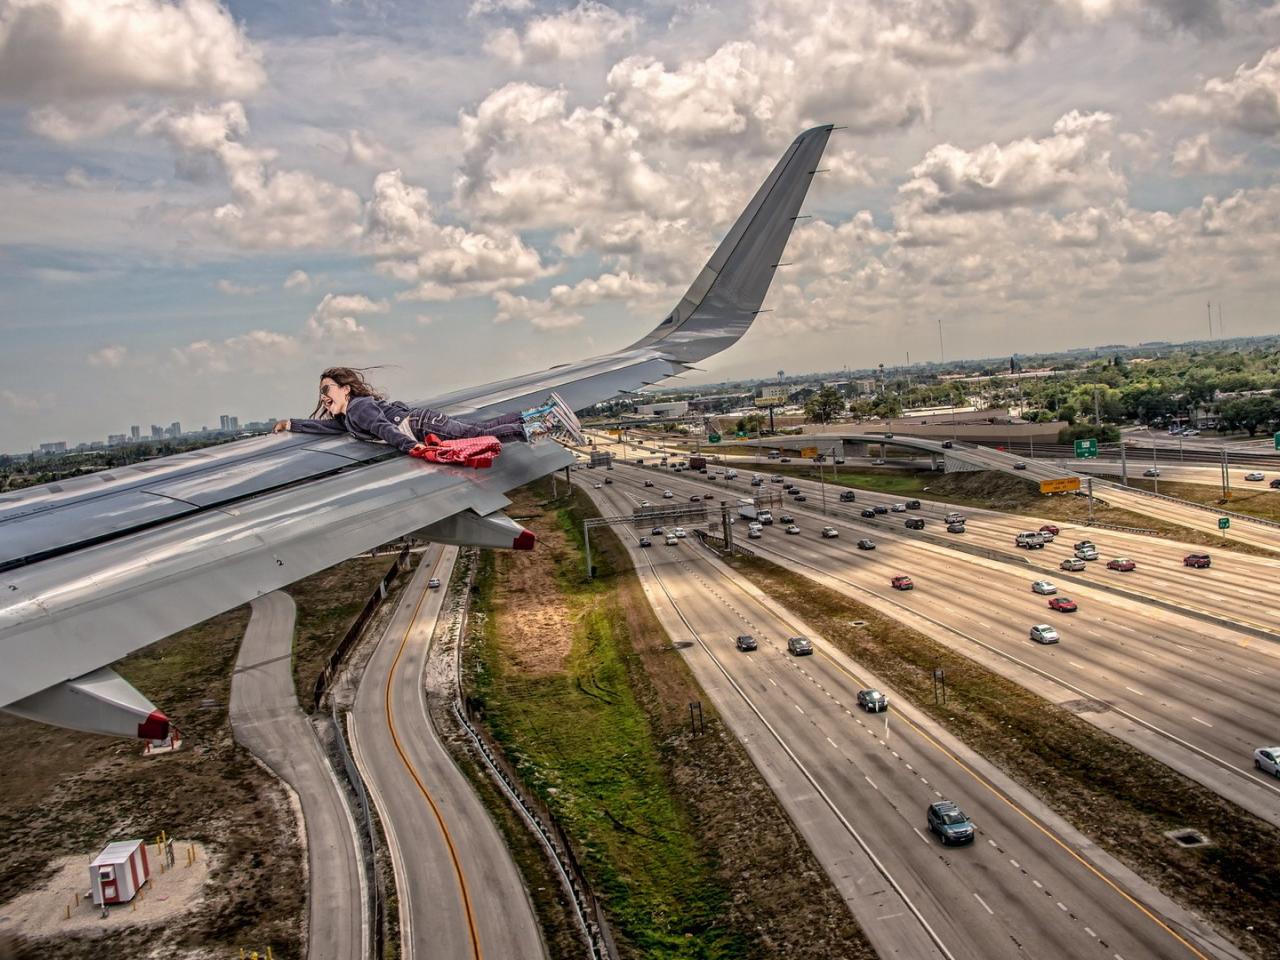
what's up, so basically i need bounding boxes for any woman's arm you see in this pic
[344,397,418,453]
[284,417,348,435]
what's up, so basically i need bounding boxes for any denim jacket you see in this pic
[288,396,417,453]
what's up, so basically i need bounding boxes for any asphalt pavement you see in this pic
[230,591,368,960]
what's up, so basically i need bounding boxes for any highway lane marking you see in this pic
[1033,880,1043,889]
[1085,927,1097,938]
[1009,859,1020,869]
[794,703,805,714]
[1124,686,1145,696]
[1191,717,1213,728]
[827,737,839,748]
[1057,901,1069,912]
[384,553,484,960]
[864,775,879,790]
[973,893,994,915]
[1068,661,1087,669]
[913,828,929,844]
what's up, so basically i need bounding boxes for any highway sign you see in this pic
[799,446,819,459]
[1039,477,1082,494]
[708,433,721,444]
[1274,431,1280,450]
[1218,517,1230,530]
[1074,438,1098,458]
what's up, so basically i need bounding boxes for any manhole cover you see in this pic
[1165,828,1210,848]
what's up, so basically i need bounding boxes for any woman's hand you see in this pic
[273,419,291,433]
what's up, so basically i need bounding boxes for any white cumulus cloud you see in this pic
[1158,44,1280,136]
[86,344,127,367]
[486,2,639,66]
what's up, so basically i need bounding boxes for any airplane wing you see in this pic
[0,124,833,738]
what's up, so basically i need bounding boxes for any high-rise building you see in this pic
[130,425,141,440]
[151,425,165,439]
[219,415,240,432]
[107,434,127,446]
[38,441,67,455]
[168,421,182,438]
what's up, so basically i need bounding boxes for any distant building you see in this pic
[130,425,141,440]
[755,384,788,407]
[38,441,67,455]
[635,401,688,418]
[219,414,239,431]
[107,434,127,446]
[151,424,165,439]
[167,421,182,438]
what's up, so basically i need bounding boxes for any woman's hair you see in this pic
[310,366,386,418]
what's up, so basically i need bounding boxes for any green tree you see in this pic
[804,386,846,424]
[1218,396,1280,436]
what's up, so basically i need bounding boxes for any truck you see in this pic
[737,498,759,521]
[689,455,707,470]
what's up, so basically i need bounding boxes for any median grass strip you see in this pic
[1128,477,1280,523]
[464,482,875,960]
[727,551,1280,960]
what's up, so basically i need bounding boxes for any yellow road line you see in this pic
[384,551,483,960]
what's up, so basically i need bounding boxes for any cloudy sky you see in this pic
[1,0,1278,451]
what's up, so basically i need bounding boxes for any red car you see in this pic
[1048,597,1078,612]
[1183,554,1211,569]
[1039,524,1060,536]
[891,575,914,590]
[1107,558,1136,571]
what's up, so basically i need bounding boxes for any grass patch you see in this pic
[464,482,874,960]
[0,607,305,959]
[289,554,398,711]
[726,551,1280,960]
[1127,478,1280,523]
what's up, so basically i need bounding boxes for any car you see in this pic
[640,500,651,507]
[644,479,654,487]
[944,512,965,524]
[872,458,887,465]
[748,527,763,539]
[751,478,763,486]
[891,575,914,590]
[821,526,839,538]
[906,499,921,509]
[663,490,674,498]
[1143,468,1160,478]
[1076,547,1099,561]
[428,577,442,589]
[1060,557,1086,571]
[1048,597,1078,613]
[794,494,808,502]
[942,440,954,449]
[857,539,876,550]
[638,537,652,547]
[1245,471,1265,481]
[604,477,613,484]
[839,491,857,502]
[1030,624,1060,644]
[1073,540,1095,551]
[735,634,758,652]
[1031,580,1057,595]
[873,504,888,515]
[926,800,975,845]
[1014,461,1027,470]
[674,527,687,538]
[1271,478,1280,489]
[771,476,784,483]
[884,432,894,439]
[890,503,907,513]
[780,457,792,463]
[1107,558,1136,571]
[861,508,877,518]
[665,534,678,545]
[1255,746,1280,777]
[785,525,801,535]
[1183,553,1211,568]
[1039,524,1059,536]
[904,517,925,530]
[787,636,814,655]
[651,526,664,535]
[689,494,701,502]
[592,482,603,489]
[946,522,966,534]
[704,493,717,501]
[857,689,889,712]
[779,514,795,524]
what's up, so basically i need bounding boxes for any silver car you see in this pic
[1255,746,1280,777]
[1030,624,1060,644]
[1031,580,1057,595]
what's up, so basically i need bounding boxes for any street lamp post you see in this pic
[1151,441,1159,495]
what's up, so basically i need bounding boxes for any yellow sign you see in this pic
[800,447,818,458]
[1039,477,1082,494]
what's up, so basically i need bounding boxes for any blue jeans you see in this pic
[411,408,526,444]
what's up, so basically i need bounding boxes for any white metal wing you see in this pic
[0,125,833,738]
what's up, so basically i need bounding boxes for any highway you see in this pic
[1071,459,1279,489]
[350,547,544,960]
[581,479,1243,960]
[230,592,368,960]
[591,461,1280,826]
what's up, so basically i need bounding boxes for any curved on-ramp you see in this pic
[229,591,369,960]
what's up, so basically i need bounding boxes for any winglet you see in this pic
[628,124,834,363]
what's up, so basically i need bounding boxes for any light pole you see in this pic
[1151,440,1159,495]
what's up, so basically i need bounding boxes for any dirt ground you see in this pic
[0,842,210,941]
[490,509,578,677]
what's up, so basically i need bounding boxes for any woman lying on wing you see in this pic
[272,367,583,457]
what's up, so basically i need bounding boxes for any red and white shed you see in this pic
[89,840,150,906]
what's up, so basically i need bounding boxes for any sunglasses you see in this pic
[320,384,338,397]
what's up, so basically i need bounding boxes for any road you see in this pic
[594,462,1280,825]
[582,479,1243,960]
[1070,460,1279,490]
[230,591,368,960]
[350,546,544,960]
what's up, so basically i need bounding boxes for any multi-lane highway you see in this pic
[589,459,1280,825]
[581,478,1243,960]
[351,547,544,960]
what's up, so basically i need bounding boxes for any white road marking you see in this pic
[794,703,805,714]
[1124,685,1145,696]
[865,776,879,790]
[768,678,777,687]
[1032,880,1043,889]
[1057,901,1068,912]
[1192,716,1214,728]
[1085,927,1097,938]
[1068,661,1087,669]
[827,737,838,748]
[973,893,995,915]
[912,828,929,844]
[976,620,991,629]
[1009,859,1020,869]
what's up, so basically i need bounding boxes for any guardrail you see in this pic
[332,700,382,960]
[452,552,618,960]
[1095,480,1280,530]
